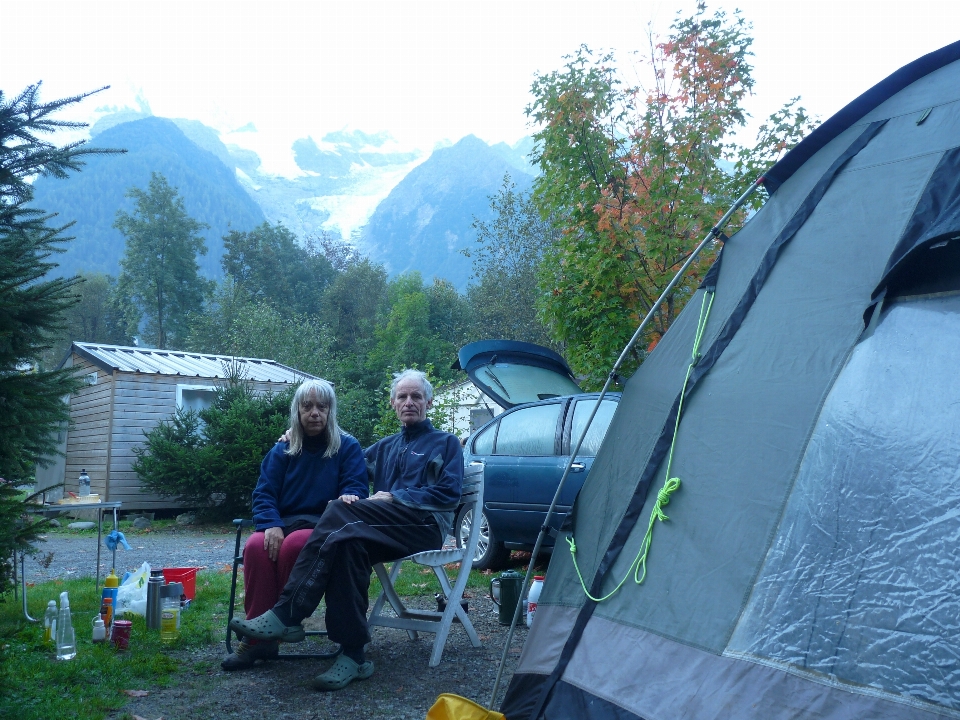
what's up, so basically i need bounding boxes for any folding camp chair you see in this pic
[225,518,340,659]
[367,461,484,667]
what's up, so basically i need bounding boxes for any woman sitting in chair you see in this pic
[222,378,368,671]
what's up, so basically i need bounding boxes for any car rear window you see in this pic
[472,364,581,406]
[571,399,618,455]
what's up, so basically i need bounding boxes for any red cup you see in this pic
[112,620,132,650]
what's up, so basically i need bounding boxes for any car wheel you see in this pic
[456,505,510,571]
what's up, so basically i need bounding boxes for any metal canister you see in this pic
[146,569,164,629]
[492,570,524,625]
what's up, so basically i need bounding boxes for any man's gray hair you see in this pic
[390,369,433,403]
[287,378,342,458]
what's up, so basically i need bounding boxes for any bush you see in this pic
[133,379,293,520]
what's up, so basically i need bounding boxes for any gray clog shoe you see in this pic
[228,610,305,643]
[312,654,375,691]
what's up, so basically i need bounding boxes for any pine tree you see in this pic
[115,172,213,349]
[0,83,115,594]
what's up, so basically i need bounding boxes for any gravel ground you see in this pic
[21,525,527,720]
[22,525,238,584]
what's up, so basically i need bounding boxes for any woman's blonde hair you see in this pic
[286,378,342,458]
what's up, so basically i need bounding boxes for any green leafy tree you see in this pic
[222,222,336,316]
[320,258,388,356]
[528,3,817,385]
[115,172,213,349]
[186,284,335,379]
[368,272,467,386]
[134,376,294,521]
[465,174,557,347]
[44,272,134,364]
[0,83,116,594]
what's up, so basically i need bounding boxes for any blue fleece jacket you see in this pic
[252,432,368,531]
[364,419,463,536]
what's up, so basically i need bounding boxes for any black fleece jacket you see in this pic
[364,419,463,537]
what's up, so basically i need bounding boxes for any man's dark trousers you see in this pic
[275,498,442,649]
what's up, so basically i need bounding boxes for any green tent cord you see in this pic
[567,289,715,602]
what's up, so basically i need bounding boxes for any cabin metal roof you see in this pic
[71,342,314,384]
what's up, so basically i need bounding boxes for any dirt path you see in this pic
[114,596,525,720]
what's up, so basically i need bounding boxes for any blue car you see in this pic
[454,341,620,570]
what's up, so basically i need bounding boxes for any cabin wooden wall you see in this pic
[106,373,290,510]
[63,357,113,497]
[48,352,298,511]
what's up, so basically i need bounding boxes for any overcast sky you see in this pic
[4,1,960,171]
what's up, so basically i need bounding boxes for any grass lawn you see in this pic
[0,562,492,720]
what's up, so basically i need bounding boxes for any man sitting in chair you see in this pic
[230,369,463,691]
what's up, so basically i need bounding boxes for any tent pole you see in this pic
[488,176,764,708]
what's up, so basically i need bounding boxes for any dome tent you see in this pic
[501,40,960,720]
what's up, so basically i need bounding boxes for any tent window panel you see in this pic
[729,295,960,710]
[570,399,618,456]
[494,403,561,456]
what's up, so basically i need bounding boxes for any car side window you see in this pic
[570,399,618,456]
[494,403,561,456]
[471,421,496,455]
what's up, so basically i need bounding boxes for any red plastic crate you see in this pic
[162,567,199,600]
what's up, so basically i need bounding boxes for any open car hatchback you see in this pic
[454,341,620,570]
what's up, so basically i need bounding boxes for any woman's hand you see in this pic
[339,494,360,504]
[277,427,293,443]
[263,526,284,562]
[370,491,393,502]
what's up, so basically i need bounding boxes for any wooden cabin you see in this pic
[35,342,316,510]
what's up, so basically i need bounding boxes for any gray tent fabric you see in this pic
[728,295,960,708]
[501,40,960,720]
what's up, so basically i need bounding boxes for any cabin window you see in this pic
[176,385,217,413]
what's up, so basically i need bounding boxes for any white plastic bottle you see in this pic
[56,591,76,660]
[526,575,545,628]
[43,600,57,643]
[92,616,106,643]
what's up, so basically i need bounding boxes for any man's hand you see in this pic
[263,526,284,562]
[277,428,293,443]
[339,494,361,504]
[370,491,393,502]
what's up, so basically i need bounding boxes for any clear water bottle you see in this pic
[56,591,76,660]
[78,469,91,497]
[160,583,182,643]
[43,600,57,643]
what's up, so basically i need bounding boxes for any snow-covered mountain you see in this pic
[31,110,536,288]
[362,135,535,289]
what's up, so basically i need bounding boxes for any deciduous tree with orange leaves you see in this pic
[528,2,816,385]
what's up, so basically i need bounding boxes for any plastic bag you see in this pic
[116,561,150,617]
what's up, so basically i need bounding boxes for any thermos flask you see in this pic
[146,569,164,629]
[491,569,524,625]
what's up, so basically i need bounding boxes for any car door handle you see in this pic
[570,462,586,472]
